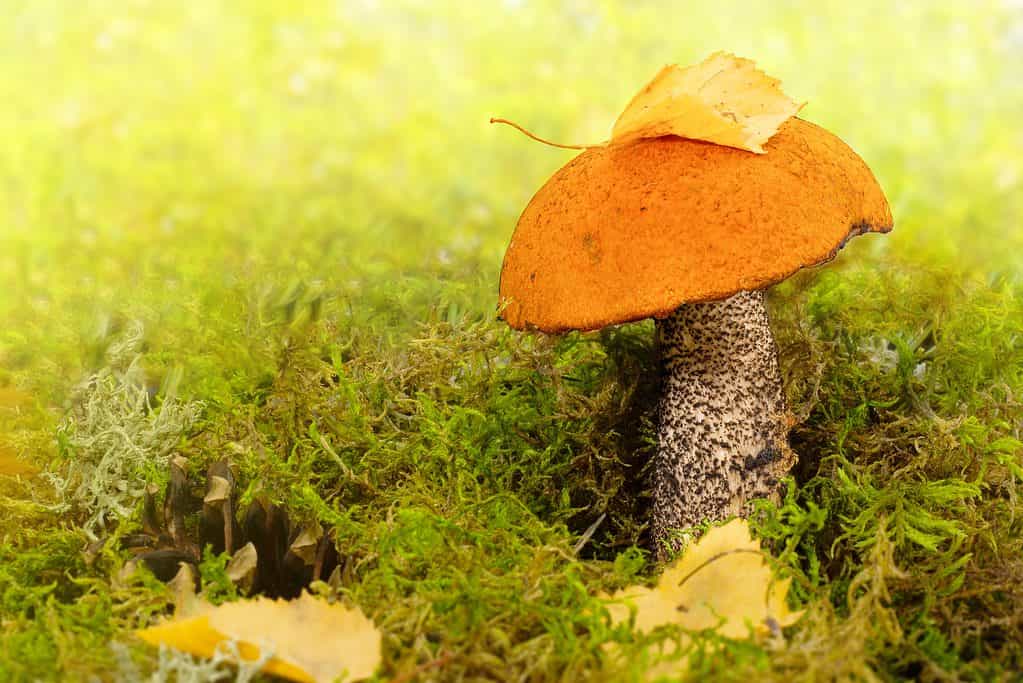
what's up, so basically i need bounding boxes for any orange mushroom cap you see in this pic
[499,117,892,333]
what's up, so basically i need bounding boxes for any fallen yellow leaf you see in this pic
[603,520,801,678]
[0,387,31,409]
[606,518,801,637]
[0,388,38,477]
[137,591,381,682]
[610,52,804,153]
[0,443,37,477]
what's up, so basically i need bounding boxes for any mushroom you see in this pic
[498,117,892,553]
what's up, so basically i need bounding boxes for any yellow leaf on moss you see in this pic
[0,387,31,409]
[137,592,381,682]
[0,388,39,477]
[610,52,803,153]
[0,443,37,477]
[606,519,801,638]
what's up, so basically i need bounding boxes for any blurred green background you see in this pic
[1,0,1020,395]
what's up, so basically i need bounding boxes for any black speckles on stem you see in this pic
[651,290,794,556]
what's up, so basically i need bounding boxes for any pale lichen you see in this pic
[43,323,203,540]
[112,640,273,683]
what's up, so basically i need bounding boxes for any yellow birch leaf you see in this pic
[605,519,801,638]
[610,52,804,153]
[0,388,38,477]
[0,443,38,477]
[137,591,381,682]
[0,387,31,409]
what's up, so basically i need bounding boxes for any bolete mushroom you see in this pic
[496,59,892,553]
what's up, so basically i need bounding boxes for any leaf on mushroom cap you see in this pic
[610,52,804,153]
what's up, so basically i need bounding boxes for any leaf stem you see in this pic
[489,117,599,150]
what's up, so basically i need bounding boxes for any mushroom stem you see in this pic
[651,290,794,555]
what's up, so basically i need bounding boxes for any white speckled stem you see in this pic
[651,291,794,555]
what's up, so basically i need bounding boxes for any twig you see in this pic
[573,513,607,555]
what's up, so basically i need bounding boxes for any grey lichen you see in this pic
[651,290,795,554]
[111,640,273,683]
[44,323,203,540]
